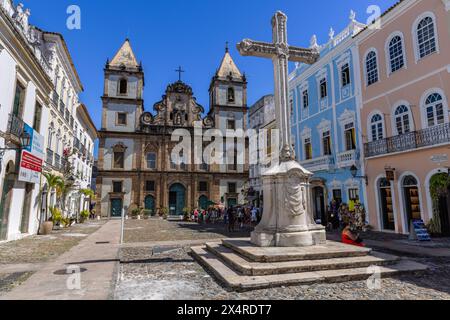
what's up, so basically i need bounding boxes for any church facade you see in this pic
[96,40,249,218]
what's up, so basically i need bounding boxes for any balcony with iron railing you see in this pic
[7,113,25,143]
[54,154,61,169]
[73,137,80,151]
[337,149,358,168]
[46,149,54,166]
[364,123,450,158]
[300,155,335,172]
[65,109,70,122]
[52,91,60,107]
[59,99,65,115]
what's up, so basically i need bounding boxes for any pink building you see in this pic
[356,0,450,235]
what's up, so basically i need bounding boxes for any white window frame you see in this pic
[367,110,386,142]
[301,127,312,161]
[420,88,449,129]
[315,68,328,110]
[385,31,407,75]
[391,101,414,136]
[317,119,332,157]
[338,109,356,151]
[363,48,379,87]
[412,12,440,63]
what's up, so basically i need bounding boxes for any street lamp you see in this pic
[350,165,368,186]
[0,131,32,171]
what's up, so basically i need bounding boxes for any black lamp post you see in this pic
[350,165,368,186]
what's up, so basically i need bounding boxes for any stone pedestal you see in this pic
[251,160,326,247]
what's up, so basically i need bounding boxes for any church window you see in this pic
[114,152,125,169]
[227,120,236,130]
[146,153,157,169]
[341,63,351,87]
[119,78,128,95]
[113,181,123,193]
[228,183,237,194]
[227,87,235,103]
[117,113,127,126]
[199,181,208,192]
[146,181,155,192]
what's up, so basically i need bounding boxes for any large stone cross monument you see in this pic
[237,11,326,247]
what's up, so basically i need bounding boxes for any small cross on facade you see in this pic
[237,11,319,162]
[175,66,185,82]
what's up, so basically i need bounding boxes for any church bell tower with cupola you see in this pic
[208,45,248,133]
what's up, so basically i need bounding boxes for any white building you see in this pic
[0,0,96,241]
[248,94,275,207]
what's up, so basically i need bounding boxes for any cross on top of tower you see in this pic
[175,66,185,82]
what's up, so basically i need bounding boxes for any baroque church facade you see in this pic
[96,40,249,217]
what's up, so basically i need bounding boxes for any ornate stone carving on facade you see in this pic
[112,142,128,152]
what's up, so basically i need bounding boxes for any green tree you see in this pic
[43,173,63,221]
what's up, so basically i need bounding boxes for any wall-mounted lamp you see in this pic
[350,165,368,186]
[0,132,32,172]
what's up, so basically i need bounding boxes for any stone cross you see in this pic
[237,11,319,162]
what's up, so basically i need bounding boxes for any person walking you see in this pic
[227,207,236,233]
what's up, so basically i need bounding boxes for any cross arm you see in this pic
[288,46,320,64]
[237,39,277,59]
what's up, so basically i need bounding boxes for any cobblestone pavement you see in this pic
[115,220,450,300]
[0,220,106,296]
[124,219,252,244]
[115,246,450,300]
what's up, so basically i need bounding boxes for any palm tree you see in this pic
[43,173,63,220]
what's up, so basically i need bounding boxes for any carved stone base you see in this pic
[251,160,327,248]
[251,225,327,247]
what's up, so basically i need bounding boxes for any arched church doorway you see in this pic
[169,183,186,216]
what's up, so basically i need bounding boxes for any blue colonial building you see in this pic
[289,12,367,224]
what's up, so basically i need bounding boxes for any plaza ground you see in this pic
[1,218,450,300]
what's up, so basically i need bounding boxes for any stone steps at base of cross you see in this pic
[190,239,428,291]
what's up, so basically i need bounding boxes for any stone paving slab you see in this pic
[206,242,400,276]
[222,239,372,263]
[1,220,121,300]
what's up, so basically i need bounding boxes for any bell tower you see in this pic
[101,39,144,133]
[208,45,248,132]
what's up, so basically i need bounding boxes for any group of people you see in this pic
[189,206,262,233]
[224,206,262,232]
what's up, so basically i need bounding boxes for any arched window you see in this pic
[417,16,437,59]
[425,93,445,127]
[388,36,405,73]
[394,105,411,135]
[365,51,379,86]
[370,114,384,141]
[119,78,128,95]
[227,87,235,103]
[146,152,157,169]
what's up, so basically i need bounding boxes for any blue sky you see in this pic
[26,0,397,129]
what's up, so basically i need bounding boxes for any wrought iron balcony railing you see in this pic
[54,154,61,169]
[7,113,25,141]
[364,123,450,158]
[46,149,54,166]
